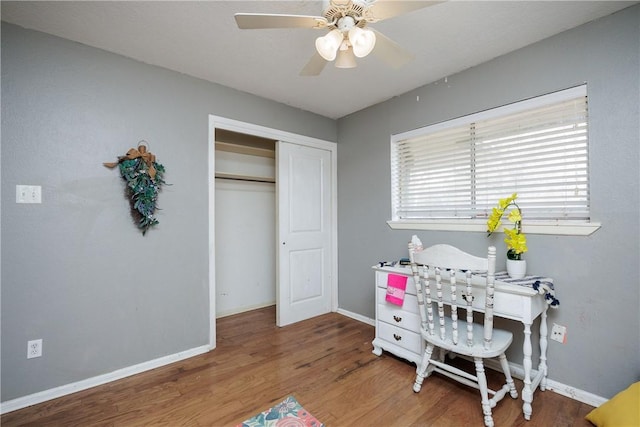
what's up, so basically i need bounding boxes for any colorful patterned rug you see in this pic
[235,395,324,427]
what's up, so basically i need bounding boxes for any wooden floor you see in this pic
[3,306,595,426]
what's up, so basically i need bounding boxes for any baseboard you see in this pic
[337,310,607,408]
[0,345,210,415]
[336,308,375,326]
[460,355,607,408]
[216,302,276,319]
[544,379,607,407]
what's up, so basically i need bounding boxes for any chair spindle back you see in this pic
[409,242,497,350]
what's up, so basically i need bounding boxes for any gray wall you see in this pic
[337,5,639,399]
[1,23,336,402]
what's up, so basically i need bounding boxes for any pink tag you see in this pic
[386,274,408,306]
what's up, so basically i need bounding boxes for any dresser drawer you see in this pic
[422,282,526,321]
[424,281,487,313]
[376,287,420,315]
[378,322,423,354]
[375,269,416,296]
[378,302,421,332]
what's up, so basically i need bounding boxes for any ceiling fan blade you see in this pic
[371,29,414,68]
[300,52,328,76]
[368,0,443,22]
[235,13,328,29]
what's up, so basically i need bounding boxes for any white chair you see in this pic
[408,239,518,427]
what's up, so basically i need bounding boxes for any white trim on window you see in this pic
[387,219,601,236]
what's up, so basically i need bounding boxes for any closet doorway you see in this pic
[208,115,337,350]
[214,129,277,318]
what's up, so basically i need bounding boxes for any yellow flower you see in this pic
[507,208,522,223]
[498,193,518,209]
[487,208,504,232]
[503,227,517,239]
[487,193,527,257]
[504,228,528,254]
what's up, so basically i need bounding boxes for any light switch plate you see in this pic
[16,185,42,203]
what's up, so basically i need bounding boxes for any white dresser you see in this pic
[371,265,424,368]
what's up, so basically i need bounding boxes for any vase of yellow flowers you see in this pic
[487,193,528,279]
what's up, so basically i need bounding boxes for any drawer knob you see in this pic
[462,294,474,303]
[393,334,402,341]
[393,315,402,323]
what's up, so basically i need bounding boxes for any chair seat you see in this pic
[421,318,514,359]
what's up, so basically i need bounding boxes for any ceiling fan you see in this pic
[234,0,442,76]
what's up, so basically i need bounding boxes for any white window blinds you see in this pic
[391,85,589,221]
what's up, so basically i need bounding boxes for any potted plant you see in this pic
[487,193,528,278]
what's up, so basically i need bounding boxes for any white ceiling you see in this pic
[2,1,636,119]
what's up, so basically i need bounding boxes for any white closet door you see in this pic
[277,141,332,326]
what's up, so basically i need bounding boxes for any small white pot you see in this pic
[506,259,527,279]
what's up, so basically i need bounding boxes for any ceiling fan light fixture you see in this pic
[348,26,376,58]
[335,47,357,68]
[315,29,344,61]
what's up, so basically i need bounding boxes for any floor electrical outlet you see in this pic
[551,324,567,344]
[27,339,43,359]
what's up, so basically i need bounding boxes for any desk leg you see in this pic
[538,307,548,391]
[522,322,533,420]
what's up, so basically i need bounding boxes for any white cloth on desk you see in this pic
[493,272,560,308]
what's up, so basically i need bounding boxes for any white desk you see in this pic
[372,265,556,420]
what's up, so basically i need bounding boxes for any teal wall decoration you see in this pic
[104,141,167,235]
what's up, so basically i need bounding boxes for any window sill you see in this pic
[387,219,601,236]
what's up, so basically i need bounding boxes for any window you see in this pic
[389,85,600,236]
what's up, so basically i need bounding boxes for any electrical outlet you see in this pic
[551,323,567,344]
[27,339,43,359]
